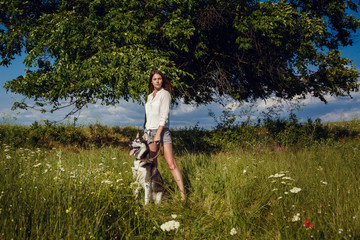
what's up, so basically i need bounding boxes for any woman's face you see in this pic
[151,73,163,91]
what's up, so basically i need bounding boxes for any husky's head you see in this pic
[129,133,149,160]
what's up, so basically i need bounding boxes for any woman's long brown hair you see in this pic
[148,70,173,93]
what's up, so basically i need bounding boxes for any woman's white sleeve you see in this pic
[158,92,171,126]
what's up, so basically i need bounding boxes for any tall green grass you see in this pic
[1,136,359,239]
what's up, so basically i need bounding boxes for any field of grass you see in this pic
[1,123,360,239]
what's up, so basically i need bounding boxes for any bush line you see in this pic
[0,116,359,152]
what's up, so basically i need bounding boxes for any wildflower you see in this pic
[339,228,343,234]
[320,181,328,185]
[268,173,285,178]
[171,214,177,219]
[243,169,247,174]
[290,187,302,193]
[230,228,237,236]
[272,188,278,191]
[282,177,294,181]
[160,220,180,232]
[304,219,313,228]
[278,196,283,200]
[66,207,72,214]
[33,163,42,168]
[101,180,112,185]
[292,213,300,222]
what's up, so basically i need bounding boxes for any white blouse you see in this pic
[145,88,171,130]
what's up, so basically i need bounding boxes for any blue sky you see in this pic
[1,36,360,129]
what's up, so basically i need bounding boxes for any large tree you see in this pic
[1,0,360,116]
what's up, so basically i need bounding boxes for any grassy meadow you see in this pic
[0,120,360,239]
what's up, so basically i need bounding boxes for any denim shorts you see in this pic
[145,128,172,145]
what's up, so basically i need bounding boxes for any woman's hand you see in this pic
[154,133,161,144]
[154,125,164,145]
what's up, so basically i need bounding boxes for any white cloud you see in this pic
[1,87,360,128]
[256,98,281,109]
[74,101,144,126]
[172,102,197,116]
[224,101,242,111]
[319,108,360,122]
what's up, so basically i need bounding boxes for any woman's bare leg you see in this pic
[149,143,158,167]
[163,143,186,200]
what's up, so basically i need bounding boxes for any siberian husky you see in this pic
[129,133,164,205]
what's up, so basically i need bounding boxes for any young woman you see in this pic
[144,70,186,201]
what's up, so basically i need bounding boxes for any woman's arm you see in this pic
[158,91,171,127]
[154,91,171,143]
[154,125,164,144]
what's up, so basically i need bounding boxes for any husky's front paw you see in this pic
[153,192,163,204]
[144,182,151,205]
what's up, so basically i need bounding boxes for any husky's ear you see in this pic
[136,132,139,138]
[142,132,148,141]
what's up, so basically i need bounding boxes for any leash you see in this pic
[143,129,161,161]
[148,142,161,161]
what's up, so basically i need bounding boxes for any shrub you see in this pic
[0,116,359,151]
